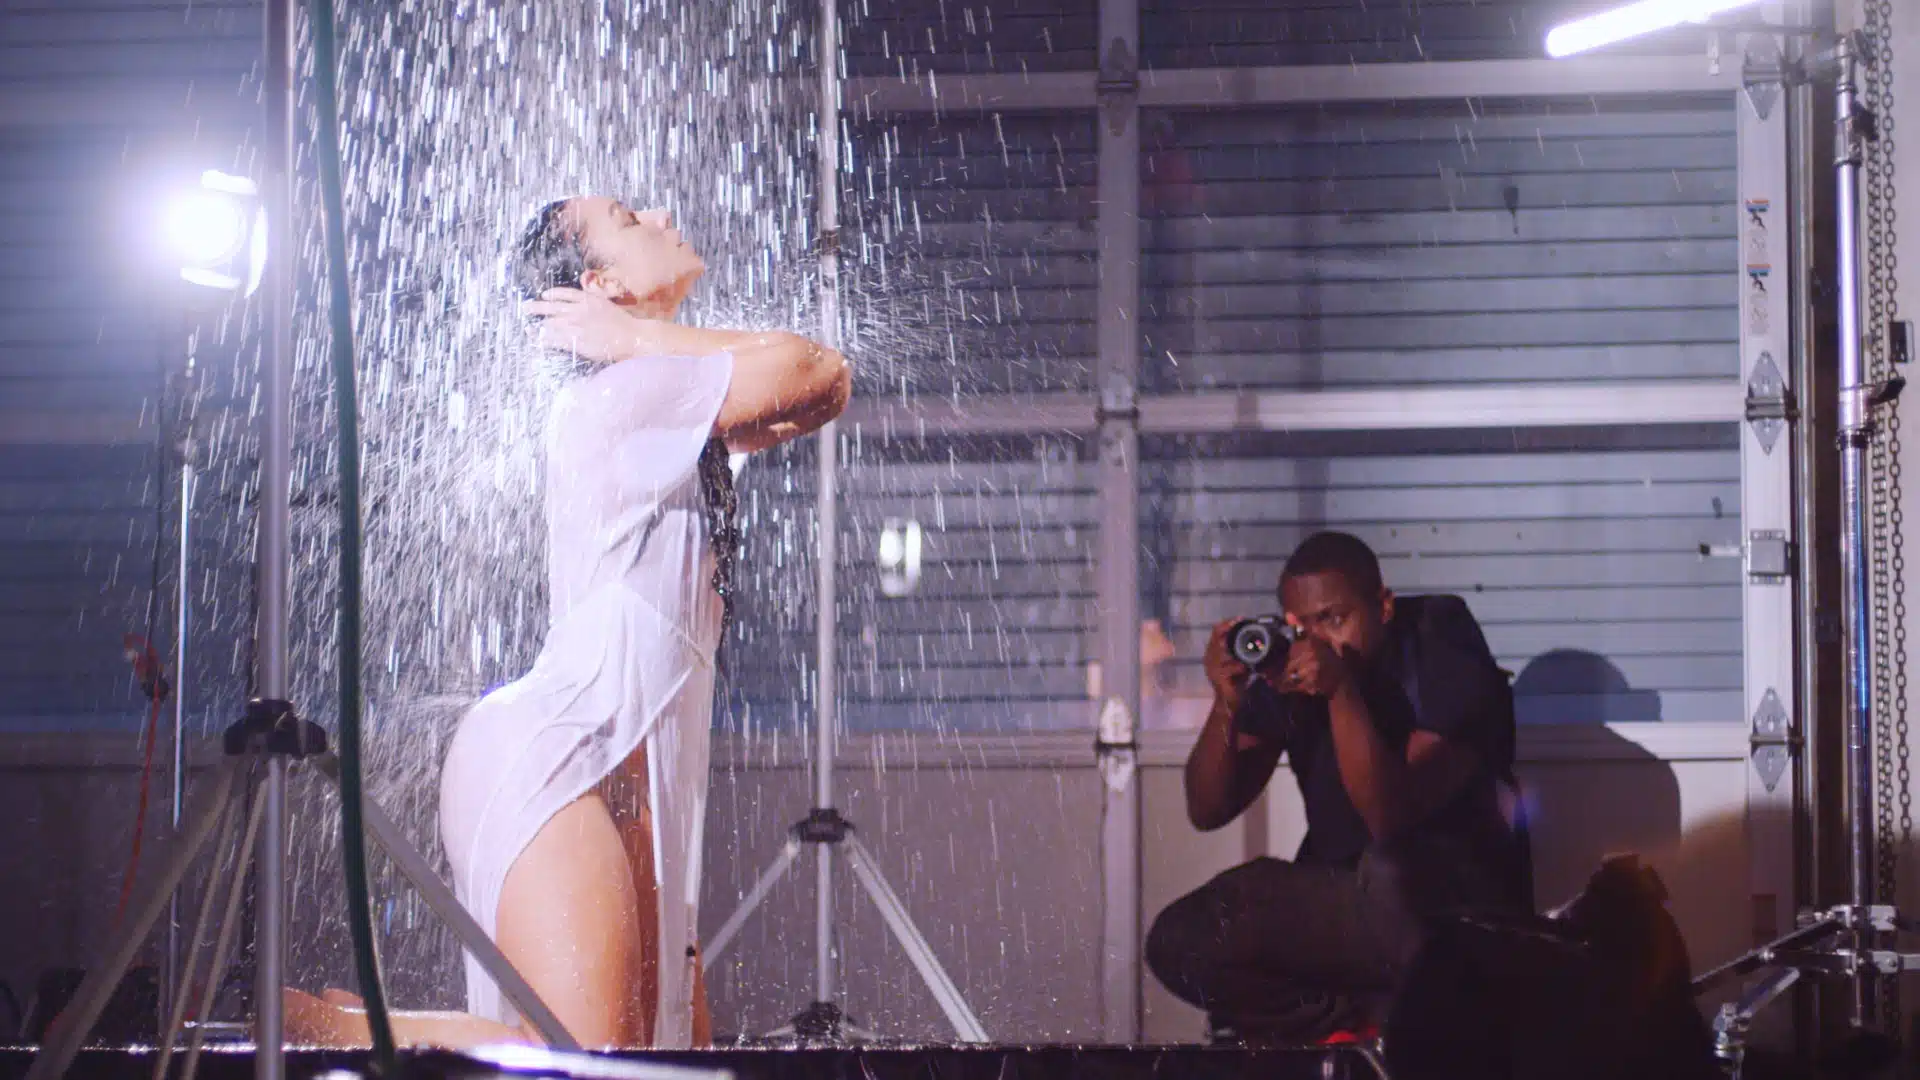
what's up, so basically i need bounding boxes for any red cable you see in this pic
[113,637,167,926]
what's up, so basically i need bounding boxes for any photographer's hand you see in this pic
[1278,634,1351,699]
[1203,618,1254,712]
[1185,618,1284,831]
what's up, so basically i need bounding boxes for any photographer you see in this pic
[1145,531,1527,1045]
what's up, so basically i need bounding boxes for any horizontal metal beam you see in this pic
[1138,54,1738,109]
[0,90,256,129]
[24,382,1741,447]
[845,54,1737,114]
[0,411,151,445]
[0,731,226,769]
[841,393,1100,437]
[10,58,1732,126]
[846,70,1095,114]
[0,721,1749,770]
[1136,380,1744,433]
[718,720,1750,769]
[839,380,1742,437]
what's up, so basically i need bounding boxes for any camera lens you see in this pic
[1230,622,1273,668]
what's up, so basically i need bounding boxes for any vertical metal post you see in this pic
[812,0,844,1009]
[1093,0,1142,1044]
[1734,30,1797,983]
[1831,35,1878,1030]
[164,455,194,1028]
[255,0,295,1072]
[1789,27,1821,927]
[1785,16,1837,1055]
[171,460,191,821]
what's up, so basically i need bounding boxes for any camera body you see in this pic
[1227,614,1298,669]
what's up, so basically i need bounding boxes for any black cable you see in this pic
[305,0,396,1068]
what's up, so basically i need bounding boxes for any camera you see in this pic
[1228,615,1297,669]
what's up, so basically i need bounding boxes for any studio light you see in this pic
[1544,0,1765,58]
[165,169,267,294]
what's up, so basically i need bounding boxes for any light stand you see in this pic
[1688,31,1920,1079]
[253,5,294,1073]
[698,0,986,1045]
[156,316,200,1041]
[25,705,585,1080]
[29,1,585,1075]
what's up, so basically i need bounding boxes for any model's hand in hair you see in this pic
[528,286,851,454]
[527,288,651,362]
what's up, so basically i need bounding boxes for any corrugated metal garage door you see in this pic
[1141,97,1739,390]
[847,109,1098,396]
[1145,428,1743,726]
[0,0,260,731]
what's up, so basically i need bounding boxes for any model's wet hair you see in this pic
[509,198,737,625]
[510,199,596,301]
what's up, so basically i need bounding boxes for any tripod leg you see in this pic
[310,754,580,1051]
[179,777,269,1080]
[153,785,246,1080]
[1710,967,1804,1080]
[843,836,987,1042]
[704,837,803,968]
[26,759,246,1080]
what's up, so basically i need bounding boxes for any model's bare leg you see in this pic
[292,989,537,1047]
[691,949,712,1046]
[604,745,663,1045]
[603,745,707,1045]
[493,790,649,1046]
[284,791,648,1049]
[283,988,524,1048]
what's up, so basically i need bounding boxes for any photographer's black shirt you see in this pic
[1235,596,1520,887]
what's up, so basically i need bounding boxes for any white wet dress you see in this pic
[439,350,732,1048]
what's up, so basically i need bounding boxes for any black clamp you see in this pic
[790,1001,850,1041]
[222,698,329,759]
[792,807,854,845]
[1889,320,1913,367]
[138,670,172,706]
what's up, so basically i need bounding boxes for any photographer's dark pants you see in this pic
[1145,839,1508,1044]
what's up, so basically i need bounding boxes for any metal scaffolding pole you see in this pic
[702,0,985,1043]
[1831,35,1881,1030]
[1093,0,1143,1044]
[811,0,844,1011]
[253,0,295,1073]
[1785,18,1835,1056]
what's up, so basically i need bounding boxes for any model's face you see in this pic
[568,196,705,311]
[1280,571,1394,663]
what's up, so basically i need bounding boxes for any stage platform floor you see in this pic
[0,1045,1381,1080]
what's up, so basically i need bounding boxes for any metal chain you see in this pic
[1861,0,1910,1032]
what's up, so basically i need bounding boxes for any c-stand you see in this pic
[1691,31,1920,1079]
[26,700,582,1080]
